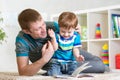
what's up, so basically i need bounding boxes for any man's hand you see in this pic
[42,41,54,63]
[75,24,81,35]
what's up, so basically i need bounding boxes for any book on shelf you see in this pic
[112,14,120,38]
[118,17,120,37]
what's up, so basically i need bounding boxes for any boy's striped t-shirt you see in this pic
[53,32,82,61]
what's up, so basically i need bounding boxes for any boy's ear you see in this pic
[22,29,30,34]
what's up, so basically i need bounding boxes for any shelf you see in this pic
[88,10,108,40]
[88,41,108,57]
[81,40,88,42]
[109,40,120,69]
[81,42,87,51]
[89,39,109,42]
[77,13,87,40]
[111,69,120,72]
[110,38,120,41]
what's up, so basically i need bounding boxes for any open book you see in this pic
[54,62,93,78]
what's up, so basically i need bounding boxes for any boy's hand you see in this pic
[48,29,58,51]
[48,29,55,39]
[76,55,84,62]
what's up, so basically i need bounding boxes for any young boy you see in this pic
[47,12,84,76]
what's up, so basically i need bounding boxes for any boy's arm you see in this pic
[73,47,84,62]
[48,29,58,51]
[73,47,80,58]
[51,36,58,51]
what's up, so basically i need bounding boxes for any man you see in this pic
[16,8,106,76]
[15,8,55,76]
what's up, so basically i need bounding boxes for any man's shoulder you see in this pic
[16,31,25,39]
[16,31,30,43]
[45,21,59,33]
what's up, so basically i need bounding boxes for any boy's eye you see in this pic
[61,31,65,33]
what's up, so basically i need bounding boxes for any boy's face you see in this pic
[26,19,47,39]
[59,27,75,39]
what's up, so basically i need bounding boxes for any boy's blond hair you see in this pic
[58,12,78,30]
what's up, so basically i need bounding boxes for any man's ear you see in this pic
[22,29,30,34]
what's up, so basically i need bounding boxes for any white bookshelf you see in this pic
[50,5,120,70]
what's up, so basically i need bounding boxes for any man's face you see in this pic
[59,27,75,39]
[28,19,47,39]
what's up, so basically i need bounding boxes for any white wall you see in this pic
[1,0,120,19]
[0,0,120,72]
[0,12,20,72]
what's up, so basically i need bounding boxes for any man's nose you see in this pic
[41,27,46,32]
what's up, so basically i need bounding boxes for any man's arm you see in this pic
[17,41,54,76]
[17,56,46,76]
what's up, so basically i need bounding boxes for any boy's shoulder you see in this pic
[74,31,80,36]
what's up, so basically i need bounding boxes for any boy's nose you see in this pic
[64,33,68,36]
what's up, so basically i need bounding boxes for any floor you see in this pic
[0,70,120,80]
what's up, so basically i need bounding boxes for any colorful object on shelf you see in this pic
[101,43,109,66]
[115,53,120,69]
[95,23,101,39]
[112,14,120,38]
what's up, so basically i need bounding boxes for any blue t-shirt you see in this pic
[52,32,82,61]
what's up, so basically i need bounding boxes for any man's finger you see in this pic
[42,43,47,52]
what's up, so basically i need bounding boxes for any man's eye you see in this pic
[62,31,65,33]
[39,27,42,29]
[75,28,78,30]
